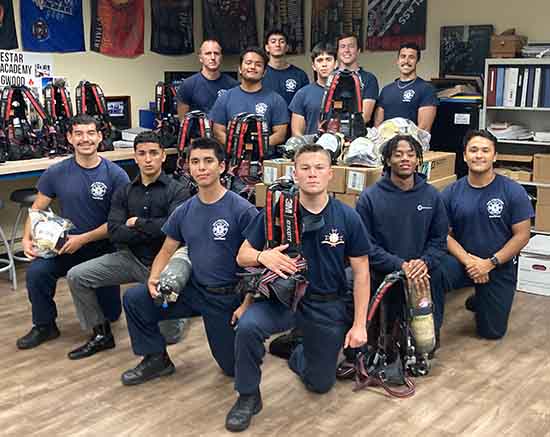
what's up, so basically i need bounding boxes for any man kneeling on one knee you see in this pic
[225,144,372,432]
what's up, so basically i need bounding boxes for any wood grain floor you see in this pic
[0,266,549,437]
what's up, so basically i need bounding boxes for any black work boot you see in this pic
[16,323,60,350]
[68,321,115,360]
[269,328,303,360]
[465,294,477,312]
[225,390,263,432]
[121,351,175,386]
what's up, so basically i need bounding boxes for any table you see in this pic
[0,148,178,181]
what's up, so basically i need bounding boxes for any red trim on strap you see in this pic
[5,89,14,121]
[266,189,274,242]
[324,75,340,113]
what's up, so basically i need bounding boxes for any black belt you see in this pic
[205,285,237,295]
[306,292,340,302]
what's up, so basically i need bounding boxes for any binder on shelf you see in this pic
[496,67,505,106]
[520,66,529,107]
[533,67,542,108]
[515,67,525,107]
[526,66,535,107]
[541,67,550,107]
[487,66,497,106]
[503,67,519,107]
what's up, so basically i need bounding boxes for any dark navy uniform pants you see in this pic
[123,279,242,376]
[26,241,121,326]
[439,254,517,339]
[235,296,352,395]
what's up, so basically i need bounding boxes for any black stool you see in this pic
[0,199,17,290]
[9,188,38,263]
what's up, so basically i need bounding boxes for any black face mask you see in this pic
[301,212,325,234]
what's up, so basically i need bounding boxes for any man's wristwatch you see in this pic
[490,254,500,267]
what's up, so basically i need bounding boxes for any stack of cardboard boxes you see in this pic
[255,151,457,208]
[534,154,550,232]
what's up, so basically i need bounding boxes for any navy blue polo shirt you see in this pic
[262,64,310,106]
[245,198,371,295]
[37,157,129,235]
[162,190,258,287]
[378,77,438,124]
[176,72,238,113]
[209,86,289,132]
[441,174,534,259]
[288,82,325,135]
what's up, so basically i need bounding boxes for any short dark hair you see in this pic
[463,129,498,151]
[239,46,269,68]
[294,143,332,164]
[264,29,288,46]
[311,42,337,62]
[382,135,424,171]
[134,131,162,151]
[398,42,421,61]
[68,114,101,133]
[336,33,359,48]
[188,137,226,163]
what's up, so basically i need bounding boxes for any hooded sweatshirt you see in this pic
[356,172,448,274]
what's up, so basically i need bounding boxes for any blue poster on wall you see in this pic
[21,0,85,52]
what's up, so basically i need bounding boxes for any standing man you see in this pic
[374,42,438,131]
[120,138,258,386]
[66,131,191,360]
[209,47,289,146]
[355,135,448,349]
[225,144,371,432]
[336,33,379,124]
[16,114,129,350]
[176,39,238,119]
[289,42,337,136]
[262,29,309,107]
[439,130,533,339]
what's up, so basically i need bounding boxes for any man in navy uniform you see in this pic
[16,114,129,350]
[336,33,379,124]
[289,42,337,136]
[439,130,533,339]
[120,137,258,386]
[374,42,438,132]
[209,47,289,147]
[262,29,309,107]
[176,39,238,118]
[225,144,371,432]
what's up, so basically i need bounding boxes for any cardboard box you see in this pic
[255,183,267,207]
[281,162,295,179]
[535,205,550,232]
[538,187,550,206]
[421,151,456,181]
[262,159,288,185]
[345,166,383,194]
[329,165,347,193]
[429,174,457,191]
[490,34,527,58]
[517,235,550,296]
[533,154,550,183]
[335,193,358,208]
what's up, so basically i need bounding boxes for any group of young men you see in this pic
[176,30,439,145]
[14,31,535,433]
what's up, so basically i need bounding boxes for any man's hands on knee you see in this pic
[465,254,492,284]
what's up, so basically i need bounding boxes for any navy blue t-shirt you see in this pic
[162,190,258,287]
[378,77,438,124]
[37,157,129,235]
[357,68,379,100]
[209,86,290,132]
[262,64,310,106]
[289,83,324,135]
[176,72,238,113]
[442,174,534,259]
[245,198,371,295]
